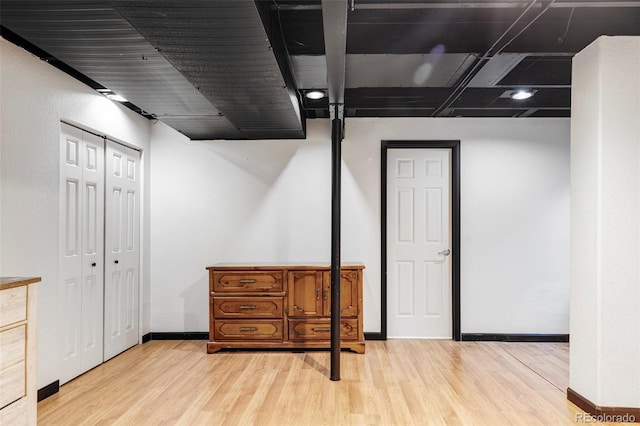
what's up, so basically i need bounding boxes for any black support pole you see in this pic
[330,108,342,381]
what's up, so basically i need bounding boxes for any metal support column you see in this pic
[330,105,343,381]
[321,0,348,382]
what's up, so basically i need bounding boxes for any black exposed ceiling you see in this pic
[2,0,640,139]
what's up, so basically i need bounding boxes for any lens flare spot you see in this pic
[431,44,446,54]
[413,63,434,85]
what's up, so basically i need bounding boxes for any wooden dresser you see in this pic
[0,277,40,425]
[207,264,364,354]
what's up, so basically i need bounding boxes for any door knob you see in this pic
[114,260,119,264]
[91,262,97,267]
[438,249,451,256]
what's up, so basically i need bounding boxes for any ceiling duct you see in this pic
[112,0,305,139]
[1,0,305,140]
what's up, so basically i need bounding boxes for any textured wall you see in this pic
[570,36,640,408]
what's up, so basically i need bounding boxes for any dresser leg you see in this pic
[207,342,222,354]
[346,342,365,354]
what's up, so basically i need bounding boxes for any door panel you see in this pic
[59,124,104,384]
[424,188,443,242]
[108,269,121,339]
[104,140,140,360]
[82,274,99,350]
[64,179,80,256]
[125,268,135,331]
[387,148,452,338]
[396,260,415,316]
[287,271,322,317]
[425,261,443,316]
[62,278,80,361]
[396,188,414,243]
[110,188,122,253]
[126,190,135,251]
[322,271,359,317]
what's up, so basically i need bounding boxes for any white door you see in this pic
[59,123,105,384]
[387,148,452,338]
[104,140,140,360]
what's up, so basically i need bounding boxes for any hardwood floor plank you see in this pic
[39,340,605,425]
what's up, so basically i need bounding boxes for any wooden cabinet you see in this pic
[207,265,364,354]
[0,277,40,426]
[287,270,361,343]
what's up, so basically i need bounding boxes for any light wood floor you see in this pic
[38,340,595,425]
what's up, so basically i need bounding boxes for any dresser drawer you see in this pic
[0,325,26,370]
[213,297,283,319]
[214,320,283,340]
[212,271,283,293]
[0,361,25,409]
[289,319,359,341]
[0,286,27,328]
[0,397,26,425]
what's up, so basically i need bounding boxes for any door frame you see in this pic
[380,140,461,341]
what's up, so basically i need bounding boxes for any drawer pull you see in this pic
[239,305,257,309]
[239,279,257,283]
[312,327,331,332]
[240,327,258,332]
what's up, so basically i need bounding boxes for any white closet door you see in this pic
[104,140,140,360]
[387,148,452,338]
[59,123,105,384]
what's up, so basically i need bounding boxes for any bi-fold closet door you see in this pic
[59,123,140,385]
[104,139,140,362]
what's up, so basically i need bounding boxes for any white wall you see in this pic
[0,38,153,388]
[151,117,570,335]
[570,36,640,408]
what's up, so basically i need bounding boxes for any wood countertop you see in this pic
[0,276,41,291]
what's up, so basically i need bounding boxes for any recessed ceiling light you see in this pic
[97,88,128,102]
[511,90,535,100]
[305,90,325,100]
[105,93,128,103]
[107,93,128,102]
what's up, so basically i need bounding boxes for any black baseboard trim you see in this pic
[149,332,385,341]
[364,332,385,341]
[461,333,569,342]
[146,332,209,340]
[568,387,640,423]
[38,380,59,402]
